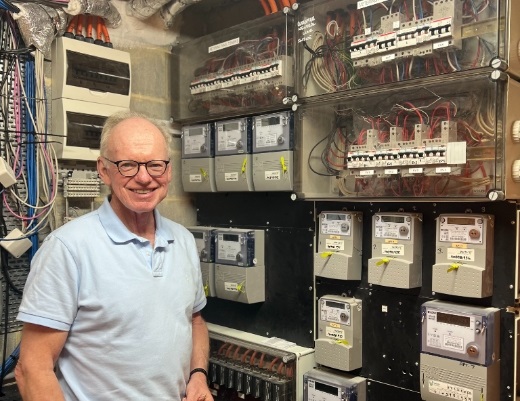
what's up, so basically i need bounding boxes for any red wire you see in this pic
[66,15,78,34]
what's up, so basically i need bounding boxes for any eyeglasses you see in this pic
[103,158,170,177]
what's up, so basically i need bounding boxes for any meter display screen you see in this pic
[447,217,475,225]
[326,214,346,221]
[223,122,239,131]
[436,312,471,327]
[261,116,280,126]
[314,381,339,396]
[222,234,239,242]
[190,127,204,136]
[381,215,405,223]
[326,301,345,309]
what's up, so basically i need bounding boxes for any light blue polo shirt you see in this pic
[17,198,207,401]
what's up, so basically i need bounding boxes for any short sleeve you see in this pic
[17,235,80,330]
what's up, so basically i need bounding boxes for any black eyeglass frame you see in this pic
[103,157,171,177]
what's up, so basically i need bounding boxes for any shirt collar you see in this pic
[98,198,174,247]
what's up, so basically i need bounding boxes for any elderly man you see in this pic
[15,111,213,401]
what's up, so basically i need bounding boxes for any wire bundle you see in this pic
[65,14,112,47]
[0,12,55,387]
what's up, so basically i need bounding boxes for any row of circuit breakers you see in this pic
[308,298,500,401]
[188,226,265,304]
[181,111,294,192]
[316,211,493,297]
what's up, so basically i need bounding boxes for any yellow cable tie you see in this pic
[447,263,460,273]
[236,282,245,293]
[241,158,247,174]
[335,339,350,345]
[280,156,287,173]
[376,257,390,266]
[199,168,208,178]
[320,251,334,258]
[204,285,209,297]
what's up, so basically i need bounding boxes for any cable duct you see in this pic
[159,0,201,29]
[13,4,68,54]
[65,0,121,28]
[129,0,201,22]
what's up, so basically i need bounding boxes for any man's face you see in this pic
[97,117,172,216]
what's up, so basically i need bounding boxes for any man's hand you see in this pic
[184,372,213,401]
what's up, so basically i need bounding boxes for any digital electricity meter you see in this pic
[421,300,500,365]
[214,229,265,304]
[253,111,294,153]
[251,111,294,192]
[188,226,216,297]
[215,229,264,267]
[368,212,423,289]
[420,300,500,401]
[181,121,216,193]
[315,295,362,372]
[314,211,363,281]
[182,123,215,159]
[432,214,494,298]
[215,117,253,156]
[303,367,366,401]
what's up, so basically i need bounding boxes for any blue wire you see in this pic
[24,58,38,260]
[0,344,19,378]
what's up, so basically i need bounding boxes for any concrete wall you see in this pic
[56,0,197,227]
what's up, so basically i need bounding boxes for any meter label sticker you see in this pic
[381,243,404,256]
[265,170,281,180]
[224,282,239,292]
[358,0,386,9]
[325,326,345,340]
[189,174,202,183]
[442,335,464,352]
[225,172,239,182]
[325,239,344,251]
[427,379,473,401]
[209,37,240,53]
[447,248,475,262]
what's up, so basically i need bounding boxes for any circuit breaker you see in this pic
[214,229,265,303]
[188,226,216,297]
[368,212,423,289]
[303,367,366,401]
[252,111,294,191]
[314,211,362,280]
[214,118,254,192]
[315,295,362,371]
[181,123,216,192]
[432,214,494,298]
[420,300,500,401]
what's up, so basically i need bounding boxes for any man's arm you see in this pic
[184,312,213,401]
[15,323,68,401]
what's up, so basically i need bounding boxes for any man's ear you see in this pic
[97,157,111,186]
